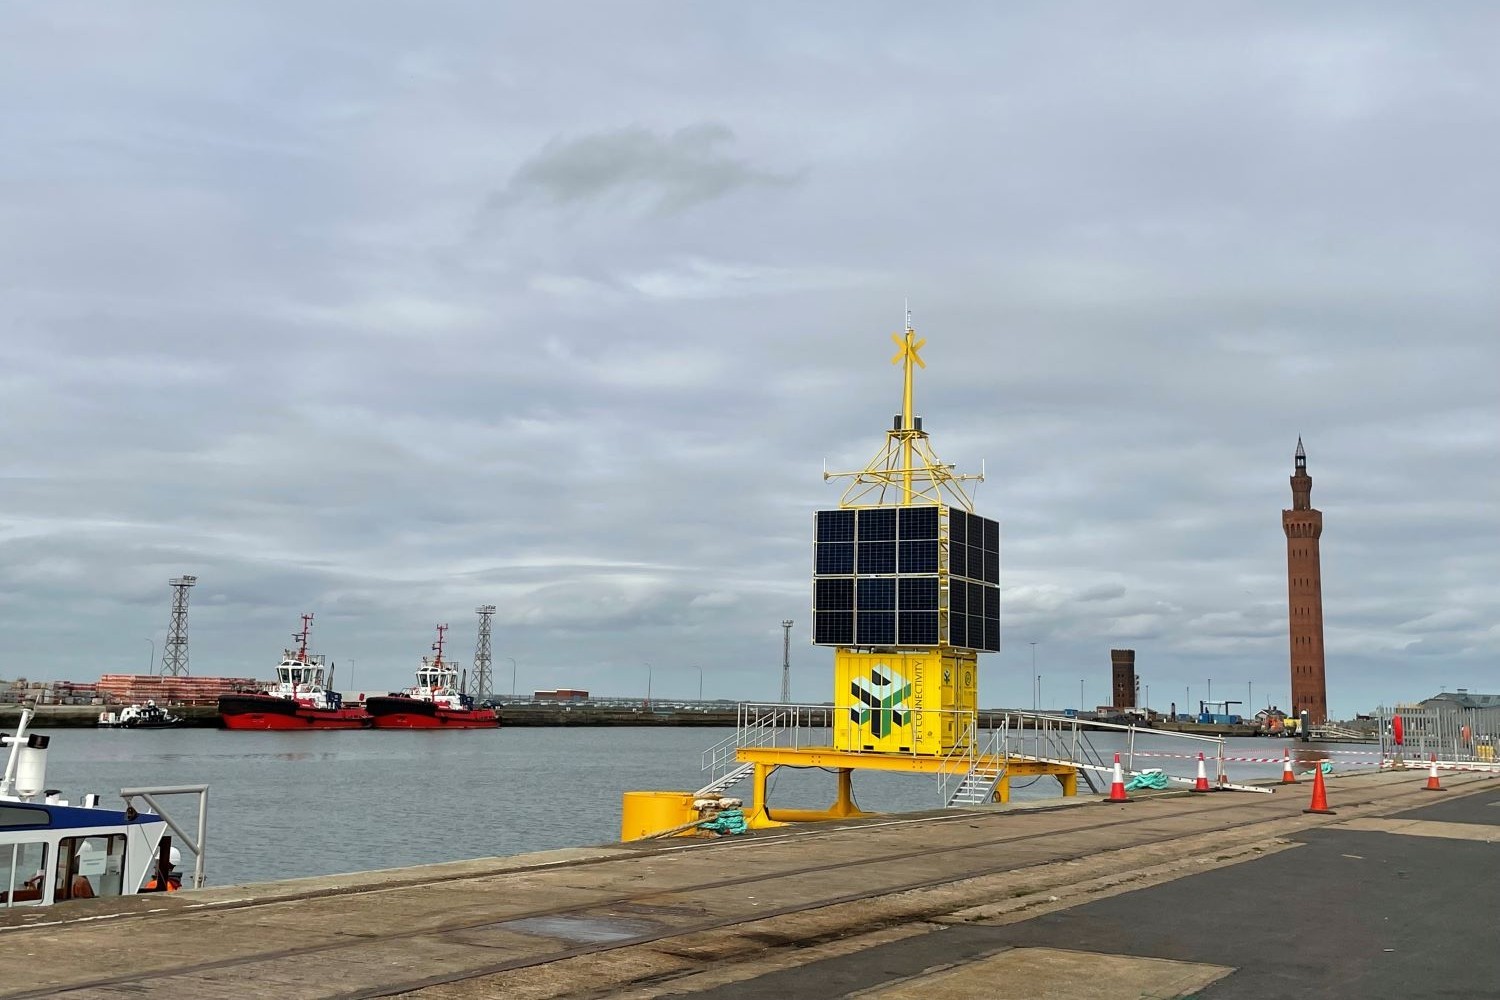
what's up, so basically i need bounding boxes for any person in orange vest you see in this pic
[142,847,183,892]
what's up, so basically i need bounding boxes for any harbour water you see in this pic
[36,726,1370,887]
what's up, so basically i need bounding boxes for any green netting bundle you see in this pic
[1124,769,1170,791]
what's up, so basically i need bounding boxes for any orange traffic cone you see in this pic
[1107,752,1131,802]
[1424,753,1446,792]
[1281,748,1297,784]
[1302,764,1335,815]
[1192,752,1212,793]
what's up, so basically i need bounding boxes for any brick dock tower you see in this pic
[1110,649,1136,710]
[1281,438,1327,723]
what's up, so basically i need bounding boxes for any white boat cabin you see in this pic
[407,656,468,709]
[2,711,203,908]
[266,651,340,710]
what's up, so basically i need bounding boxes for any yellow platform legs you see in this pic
[741,763,868,829]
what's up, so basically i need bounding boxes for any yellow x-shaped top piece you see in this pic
[891,331,926,368]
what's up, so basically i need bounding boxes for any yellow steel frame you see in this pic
[824,313,984,511]
[735,746,1079,830]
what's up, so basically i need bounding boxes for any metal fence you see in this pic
[1376,705,1500,767]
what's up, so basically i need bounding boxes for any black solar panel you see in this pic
[983,516,1000,553]
[899,538,938,574]
[898,506,938,539]
[856,611,896,645]
[899,576,938,611]
[857,541,896,574]
[814,578,853,611]
[816,509,855,542]
[857,507,897,541]
[858,577,896,610]
[815,542,854,575]
[982,548,999,584]
[814,611,853,645]
[949,542,967,579]
[899,611,939,646]
[949,510,966,547]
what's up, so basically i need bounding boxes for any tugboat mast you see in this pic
[293,614,314,662]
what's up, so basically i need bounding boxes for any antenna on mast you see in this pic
[294,614,313,662]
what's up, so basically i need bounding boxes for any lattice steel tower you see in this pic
[780,620,794,702]
[473,605,496,704]
[160,575,197,676]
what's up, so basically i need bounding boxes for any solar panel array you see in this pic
[946,509,1001,652]
[812,506,999,651]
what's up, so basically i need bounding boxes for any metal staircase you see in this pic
[944,723,1007,807]
[695,706,794,798]
[946,757,1006,806]
[694,762,754,798]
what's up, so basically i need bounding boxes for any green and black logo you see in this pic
[851,665,912,738]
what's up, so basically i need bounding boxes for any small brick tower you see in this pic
[1110,649,1136,710]
[1282,438,1327,723]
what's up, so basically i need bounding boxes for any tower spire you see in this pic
[1290,437,1312,510]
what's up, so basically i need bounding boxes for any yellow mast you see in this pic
[891,306,923,506]
[826,309,984,511]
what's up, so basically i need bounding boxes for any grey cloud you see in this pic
[487,123,794,218]
[0,4,1496,714]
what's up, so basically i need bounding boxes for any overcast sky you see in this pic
[1,4,1495,717]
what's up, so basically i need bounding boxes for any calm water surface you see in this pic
[34,726,1369,888]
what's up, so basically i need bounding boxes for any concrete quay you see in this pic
[1,768,1495,999]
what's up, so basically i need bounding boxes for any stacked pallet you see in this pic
[96,674,263,705]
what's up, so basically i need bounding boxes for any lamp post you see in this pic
[145,637,155,673]
[1026,644,1038,716]
[692,665,704,702]
[1079,678,1084,712]
[645,662,653,707]
[505,657,517,699]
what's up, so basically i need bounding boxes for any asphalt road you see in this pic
[682,786,1500,1000]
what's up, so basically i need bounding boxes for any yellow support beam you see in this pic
[737,745,1076,779]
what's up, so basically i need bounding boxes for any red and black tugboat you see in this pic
[364,624,499,730]
[218,614,370,730]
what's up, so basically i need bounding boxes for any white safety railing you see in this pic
[700,704,1281,806]
[995,712,1272,793]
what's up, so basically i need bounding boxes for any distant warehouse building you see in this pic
[533,689,589,701]
[1418,690,1500,711]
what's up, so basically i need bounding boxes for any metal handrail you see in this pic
[120,784,209,890]
[998,710,1227,780]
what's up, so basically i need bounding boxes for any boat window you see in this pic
[55,835,126,901]
[0,804,50,828]
[2,841,49,907]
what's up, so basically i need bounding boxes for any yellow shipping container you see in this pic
[833,648,978,755]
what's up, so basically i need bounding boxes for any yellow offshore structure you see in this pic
[620,315,1077,841]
